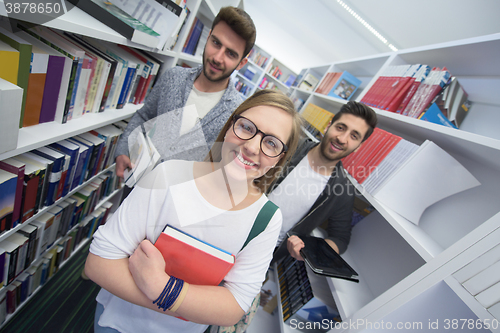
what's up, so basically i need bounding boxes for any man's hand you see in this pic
[129,240,168,301]
[115,154,132,179]
[286,235,305,261]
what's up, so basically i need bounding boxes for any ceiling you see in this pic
[240,0,500,73]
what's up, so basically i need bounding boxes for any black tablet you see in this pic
[300,235,359,283]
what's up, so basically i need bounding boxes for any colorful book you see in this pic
[402,67,451,118]
[66,138,91,189]
[0,169,18,233]
[89,125,123,171]
[50,139,80,197]
[0,26,32,128]
[0,240,19,285]
[19,31,69,124]
[0,39,20,85]
[19,24,85,124]
[0,158,26,228]
[327,71,361,101]
[12,153,47,215]
[18,224,39,269]
[77,132,105,178]
[154,225,235,286]
[63,32,117,113]
[117,44,153,104]
[32,147,66,206]
[68,136,95,183]
[22,42,49,127]
[31,213,55,258]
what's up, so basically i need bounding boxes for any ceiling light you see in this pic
[336,0,398,51]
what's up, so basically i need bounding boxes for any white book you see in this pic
[0,78,23,154]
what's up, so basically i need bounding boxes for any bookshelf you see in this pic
[0,163,122,328]
[234,44,297,99]
[285,33,500,332]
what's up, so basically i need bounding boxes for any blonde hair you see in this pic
[207,90,303,193]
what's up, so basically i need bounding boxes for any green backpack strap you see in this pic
[241,201,279,251]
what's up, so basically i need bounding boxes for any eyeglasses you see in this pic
[232,115,288,158]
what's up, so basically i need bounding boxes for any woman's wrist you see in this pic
[144,272,171,301]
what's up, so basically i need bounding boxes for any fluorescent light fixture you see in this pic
[336,0,398,51]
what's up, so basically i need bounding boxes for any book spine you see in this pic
[39,56,65,123]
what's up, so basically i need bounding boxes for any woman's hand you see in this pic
[129,240,169,301]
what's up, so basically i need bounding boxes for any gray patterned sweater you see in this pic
[114,65,243,161]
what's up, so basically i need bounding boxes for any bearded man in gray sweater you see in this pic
[114,7,256,179]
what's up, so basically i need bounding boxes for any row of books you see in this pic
[234,80,251,97]
[0,122,125,233]
[0,197,114,319]
[341,128,480,224]
[0,23,162,129]
[268,65,283,80]
[297,73,319,92]
[315,71,362,101]
[246,48,269,68]
[277,256,341,325]
[182,17,209,56]
[267,65,297,88]
[301,103,334,139]
[243,67,257,81]
[258,77,278,91]
[360,63,472,128]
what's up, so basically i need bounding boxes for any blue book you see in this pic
[32,147,65,206]
[117,63,137,108]
[420,103,458,129]
[70,135,96,182]
[186,19,204,55]
[66,138,91,189]
[0,169,17,233]
[78,133,105,178]
[328,71,362,101]
[50,140,80,197]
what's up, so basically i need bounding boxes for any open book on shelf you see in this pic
[154,225,235,286]
[123,127,160,187]
[343,131,481,224]
[370,140,480,224]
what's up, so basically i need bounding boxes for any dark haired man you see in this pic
[114,6,257,179]
[269,101,378,261]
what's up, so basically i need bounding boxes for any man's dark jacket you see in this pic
[270,139,355,262]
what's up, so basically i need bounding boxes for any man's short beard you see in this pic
[202,50,238,83]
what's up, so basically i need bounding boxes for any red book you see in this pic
[350,129,391,183]
[341,128,386,176]
[154,225,235,286]
[395,65,430,114]
[357,134,402,184]
[361,68,389,107]
[378,65,416,110]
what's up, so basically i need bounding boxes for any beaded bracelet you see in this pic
[153,276,185,311]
